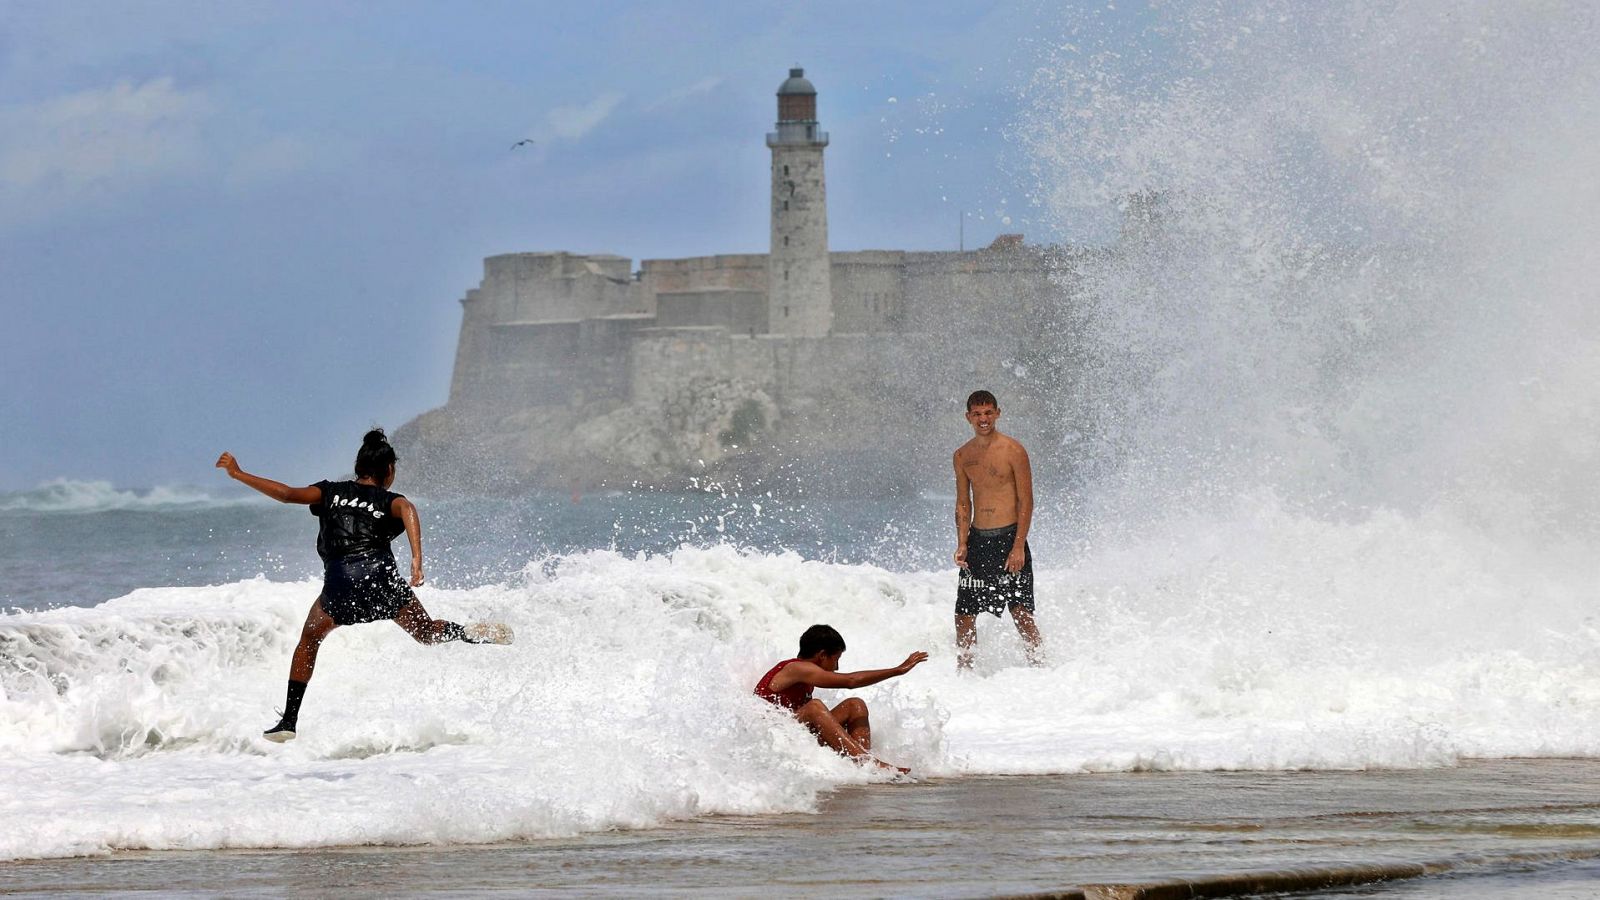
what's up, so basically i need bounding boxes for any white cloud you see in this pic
[659,78,723,105]
[546,91,625,141]
[651,77,723,110]
[0,77,212,193]
[0,76,338,228]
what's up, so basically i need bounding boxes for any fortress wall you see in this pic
[448,287,490,406]
[759,334,938,409]
[471,321,585,412]
[481,253,567,321]
[473,315,643,409]
[454,244,1064,416]
[752,334,964,486]
[625,329,874,405]
[896,247,1075,447]
[616,324,1051,488]
[432,238,1078,491]
[628,329,743,410]
[625,330,908,420]
[620,248,1062,389]
[455,312,652,414]
[449,253,642,411]
[763,336,862,404]
[482,252,647,325]
[901,248,1059,338]
[656,289,768,334]
[641,254,767,295]
[828,251,907,334]
[624,331,943,462]
[576,315,653,403]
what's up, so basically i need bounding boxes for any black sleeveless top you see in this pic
[310,480,406,562]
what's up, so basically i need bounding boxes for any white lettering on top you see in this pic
[332,493,386,518]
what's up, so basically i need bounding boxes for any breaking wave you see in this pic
[0,479,252,514]
[7,544,1600,859]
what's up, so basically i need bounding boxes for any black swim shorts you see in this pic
[320,552,413,626]
[956,524,1034,617]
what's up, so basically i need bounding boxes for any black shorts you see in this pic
[957,524,1034,617]
[321,552,414,626]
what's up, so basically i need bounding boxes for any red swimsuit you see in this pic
[754,659,814,711]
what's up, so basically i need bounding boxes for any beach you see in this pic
[6,760,1600,897]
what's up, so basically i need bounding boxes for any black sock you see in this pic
[278,679,308,729]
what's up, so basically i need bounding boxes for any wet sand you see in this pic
[5,759,1600,898]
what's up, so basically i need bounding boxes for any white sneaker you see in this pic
[464,622,514,645]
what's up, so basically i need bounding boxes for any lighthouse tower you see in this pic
[766,67,831,337]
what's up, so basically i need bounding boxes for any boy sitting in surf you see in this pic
[754,624,928,773]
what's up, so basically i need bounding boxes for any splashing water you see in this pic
[1026,2,1600,534]
[1008,0,1600,769]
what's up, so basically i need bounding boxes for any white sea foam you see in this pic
[0,479,250,514]
[6,538,1600,860]
[0,554,918,861]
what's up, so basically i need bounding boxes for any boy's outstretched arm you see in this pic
[215,452,322,505]
[773,652,930,692]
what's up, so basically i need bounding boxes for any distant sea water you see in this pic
[0,478,952,613]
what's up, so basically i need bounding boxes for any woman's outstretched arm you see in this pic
[215,452,322,504]
[392,496,424,586]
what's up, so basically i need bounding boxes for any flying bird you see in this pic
[511,139,536,149]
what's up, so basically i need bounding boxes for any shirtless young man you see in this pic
[754,624,929,773]
[953,390,1043,668]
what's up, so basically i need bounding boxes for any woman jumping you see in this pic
[216,428,511,742]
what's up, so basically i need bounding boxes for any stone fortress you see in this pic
[399,68,1082,494]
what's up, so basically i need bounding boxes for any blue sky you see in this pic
[0,1,1143,489]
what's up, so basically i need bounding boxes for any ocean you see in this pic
[4,481,1600,894]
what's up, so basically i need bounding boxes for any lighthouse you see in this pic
[766,67,832,337]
